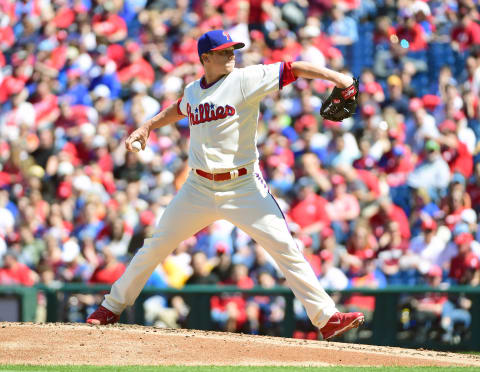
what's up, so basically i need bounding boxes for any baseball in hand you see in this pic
[132,141,142,152]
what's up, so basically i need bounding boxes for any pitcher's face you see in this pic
[203,47,235,74]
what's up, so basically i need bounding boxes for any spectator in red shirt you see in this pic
[343,254,386,321]
[32,80,60,127]
[0,22,15,50]
[55,102,95,132]
[370,197,411,241]
[451,13,480,52]
[359,68,385,103]
[248,0,275,30]
[46,33,68,72]
[172,34,199,65]
[288,177,330,236]
[52,6,76,29]
[89,246,126,284]
[343,220,378,275]
[449,233,480,283]
[117,41,155,86]
[437,120,473,179]
[377,136,414,188]
[395,15,428,52]
[298,234,321,277]
[92,8,127,43]
[0,65,27,103]
[440,179,471,230]
[269,31,303,63]
[338,165,380,207]
[325,174,360,243]
[0,250,38,286]
[263,133,294,169]
[211,263,253,332]
[198,1,223,33]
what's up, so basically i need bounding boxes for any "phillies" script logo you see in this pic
[187,103,236,126]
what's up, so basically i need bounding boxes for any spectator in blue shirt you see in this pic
[327,6,358,46]
[63,69,93,106]
[89,56,122,99]
[407,140,451,201]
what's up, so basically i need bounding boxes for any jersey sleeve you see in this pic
[240,62,294,103]
[177,96,187,116]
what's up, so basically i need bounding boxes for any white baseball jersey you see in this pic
[177,62,289,172]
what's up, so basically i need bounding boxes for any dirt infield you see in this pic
[1,322,480,367]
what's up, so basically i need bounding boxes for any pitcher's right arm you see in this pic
[125,101,186,152]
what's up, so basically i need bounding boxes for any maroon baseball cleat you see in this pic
[319,311,365,340]
[86,305,120,325]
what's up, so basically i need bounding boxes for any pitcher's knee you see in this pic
[280,240,304,255]
[266,240,305,263]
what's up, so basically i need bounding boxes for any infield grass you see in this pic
[0,367,479,372]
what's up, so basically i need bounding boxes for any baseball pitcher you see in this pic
[87,30,363,340]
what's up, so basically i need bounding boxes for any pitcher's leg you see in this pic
[219,187,337,328]
[103,179,217,314]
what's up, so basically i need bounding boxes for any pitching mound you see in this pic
[1,322,480,367]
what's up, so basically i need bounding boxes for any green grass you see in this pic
[0,367,479,372]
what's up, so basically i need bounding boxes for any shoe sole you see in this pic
[324,315,365,340]
[86,318,118,325]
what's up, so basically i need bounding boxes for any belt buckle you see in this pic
[229,169,239,180]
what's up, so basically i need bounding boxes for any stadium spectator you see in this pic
[451,13,480,52]
[318,249,348,290]
[186,251,219,285]
[288,176,330,237]
[325,173,360,243]
[407,140,451,201]
[327,6,358,46]
[370,197,411,241]
[449,233,479,284]
[245,270,285,336]
[211,263,253,332]
[0,250,38,286]
[89,246,126,285]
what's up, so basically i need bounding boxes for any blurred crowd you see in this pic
[0,0,480,342]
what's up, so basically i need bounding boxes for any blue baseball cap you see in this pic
[197,30,245,58]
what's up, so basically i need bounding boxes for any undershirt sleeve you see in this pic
[279,61,297,90]
[177,96,187,116]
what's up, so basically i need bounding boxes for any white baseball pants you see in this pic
[103,165,338,328]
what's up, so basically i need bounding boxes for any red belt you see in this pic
[195,168,247,181]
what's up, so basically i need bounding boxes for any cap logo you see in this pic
[223,32,231,40]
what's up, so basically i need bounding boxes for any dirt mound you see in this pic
[1,322,480,367]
